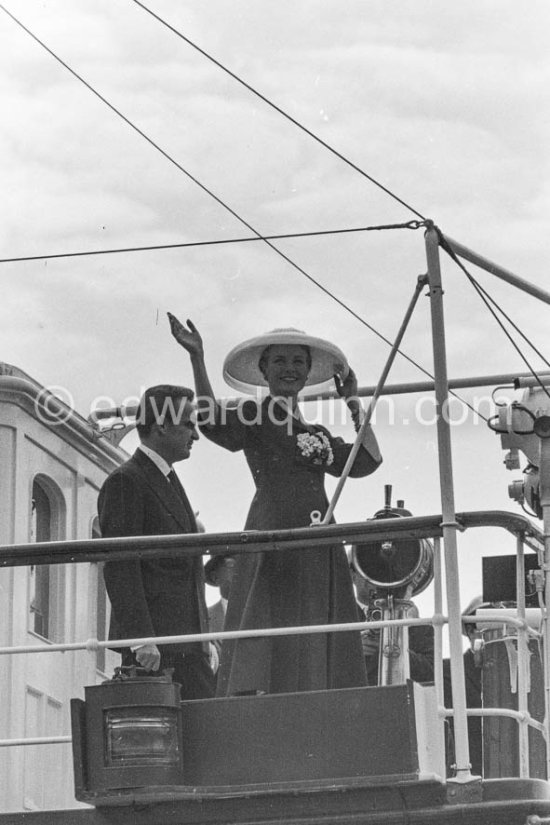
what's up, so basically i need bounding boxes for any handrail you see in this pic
[443,707,546,734]
[0,510,543,568]
[0,510,545,780]
[0,612,539,657]
[0,736,72,748]
[0,616,437,657]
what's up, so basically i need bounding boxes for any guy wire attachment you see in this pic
[403,219,430,230]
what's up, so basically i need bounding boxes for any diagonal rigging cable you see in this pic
[439,233,550,402]
[1,4,485,421]
[0,221,423,264]
[0,4,434,378]
[0,3,270,255]
[471,279,550,371]
[131,0,427,222]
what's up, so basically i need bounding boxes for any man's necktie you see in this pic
[167,468,183,498]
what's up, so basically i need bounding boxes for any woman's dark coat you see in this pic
[201,398,380,695]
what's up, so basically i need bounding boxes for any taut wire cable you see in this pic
[438,232,550,402]
[0,5,437,384]
[1,5,485,422]
[131,0,427,222]
[467,276,550,370]
[0,220,423,265]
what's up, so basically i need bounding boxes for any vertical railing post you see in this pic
[538,436,550,779]
[424,226,472,781]
[432,535,447,758]
[515,535,530,777]
[432,537,444,709]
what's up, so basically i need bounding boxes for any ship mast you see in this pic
[424,226,472,781]
[425,225,550,783]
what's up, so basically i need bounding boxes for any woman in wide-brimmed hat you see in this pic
[168,313,382,696]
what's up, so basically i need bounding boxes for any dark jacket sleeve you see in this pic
[324,431,381,479]
[98,470,156,641]
[199,401,257,453]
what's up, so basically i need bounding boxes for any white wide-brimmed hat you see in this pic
[222,328,349,394]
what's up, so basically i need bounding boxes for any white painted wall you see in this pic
[0,373,125,812]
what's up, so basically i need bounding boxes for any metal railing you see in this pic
[0,509,546,782]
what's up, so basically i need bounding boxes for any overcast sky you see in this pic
[2,0,549,613]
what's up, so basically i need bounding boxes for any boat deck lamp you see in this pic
[71,667,184,795]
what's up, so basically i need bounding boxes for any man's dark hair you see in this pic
[258,344,312,380]
[135,384,194,439]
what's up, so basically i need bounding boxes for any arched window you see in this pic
[29,476,66,642]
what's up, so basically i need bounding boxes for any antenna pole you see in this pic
[425,226,473,782]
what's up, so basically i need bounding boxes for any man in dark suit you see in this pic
[98,384,215,700]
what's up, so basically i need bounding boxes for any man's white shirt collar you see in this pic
[138,443,172,477]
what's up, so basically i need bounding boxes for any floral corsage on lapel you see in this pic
[296,431,334,467]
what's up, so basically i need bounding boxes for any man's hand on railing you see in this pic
[135,642,161,672]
